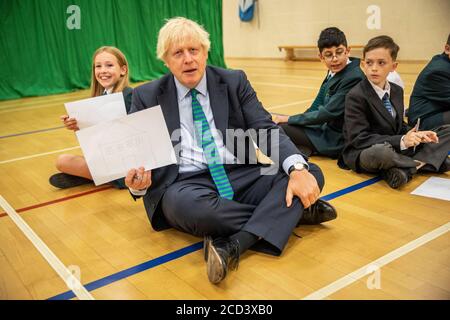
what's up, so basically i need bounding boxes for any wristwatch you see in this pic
[288,162,307,175]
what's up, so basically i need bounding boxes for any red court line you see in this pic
[0,185,114,217]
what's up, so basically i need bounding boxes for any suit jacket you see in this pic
[408,53,450,129]
[122,86,133,114]
[130,66,302,231]
[341,78,409,172]
[287,57,365,158]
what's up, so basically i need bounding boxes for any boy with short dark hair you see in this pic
[342,35,450,189]
[273,27,365,159]
[408,33,450,130]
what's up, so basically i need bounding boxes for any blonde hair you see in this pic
[157,17,210,62]
[90,46,130,97]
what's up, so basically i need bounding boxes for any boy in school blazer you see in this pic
[273,27,365,159]
[342,36,450,189]
[408,34,450,130]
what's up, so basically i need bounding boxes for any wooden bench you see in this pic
[278,45,364,61]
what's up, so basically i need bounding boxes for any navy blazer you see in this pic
[130,65,303,230]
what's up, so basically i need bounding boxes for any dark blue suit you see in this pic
[130,66,324,255]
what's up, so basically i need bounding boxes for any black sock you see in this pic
[230,231,259,255]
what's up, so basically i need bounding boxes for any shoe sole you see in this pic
[49,173,92,189]
[203,236,212,262]
[207,245,226,284]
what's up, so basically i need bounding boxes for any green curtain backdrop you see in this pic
[0,0,225,100]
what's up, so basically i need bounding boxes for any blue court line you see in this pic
[48,241,203,300]
[321,176,382,201]
[0,126,64,139]
[47,175,383,300]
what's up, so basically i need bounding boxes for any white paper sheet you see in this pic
[76,106,177,185]
[410,177,450,201]
[65,93,127,130]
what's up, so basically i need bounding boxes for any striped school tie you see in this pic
[191,89,234,200]
[382,93,394,117]
[310,74,331,109]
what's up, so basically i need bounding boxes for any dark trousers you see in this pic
[161,163,324,256]
[359,125,450,173]
[280,124,317,157]
[420,110,450,131]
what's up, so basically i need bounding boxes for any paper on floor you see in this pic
[410,177,450,201]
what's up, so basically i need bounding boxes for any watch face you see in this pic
[294,163,305,170]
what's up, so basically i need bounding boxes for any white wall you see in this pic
[223,0,450,60]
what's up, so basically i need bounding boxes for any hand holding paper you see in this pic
[64,92,127,130]
[75,106,176,185]
[61,115,79,131]
[125,167,152,190]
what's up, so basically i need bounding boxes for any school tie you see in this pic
[382,93,394,117]
[191,89,234,200]
[310,74,331,109]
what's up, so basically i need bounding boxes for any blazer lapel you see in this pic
[157,75,181,148]
[206,67,229,140]
[363,79,397,131]
[326,71,341,89]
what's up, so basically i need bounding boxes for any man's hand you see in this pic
[125,167,152,190]
[404,128,438,148]
[285,170,320,209]
[61,115,80,131]
[272,114,289,124]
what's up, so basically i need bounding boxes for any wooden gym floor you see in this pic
[0,58,449,300]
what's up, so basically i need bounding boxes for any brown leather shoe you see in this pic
[206,237,240,284]
[297,199,337,225]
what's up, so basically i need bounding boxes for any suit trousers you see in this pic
[161,163,324,256]
[358,124,450,173]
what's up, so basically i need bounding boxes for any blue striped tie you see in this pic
[382,93,394,117]
[191,89,234,200]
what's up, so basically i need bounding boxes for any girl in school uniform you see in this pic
[49,46,132,189]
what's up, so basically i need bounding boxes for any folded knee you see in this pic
[360,143,397,171]
[362,144,394,161]
[163,186,219,217]
[308,162,325,190]
[55,154,75,171]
